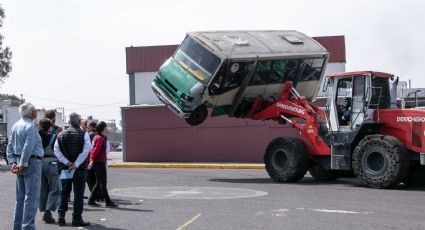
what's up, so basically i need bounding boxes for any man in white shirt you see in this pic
[54,113,92,227]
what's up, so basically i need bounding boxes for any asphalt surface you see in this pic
[1,162,425,230]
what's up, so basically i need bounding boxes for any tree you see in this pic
[0,94,23,106]
[0,4,12,82]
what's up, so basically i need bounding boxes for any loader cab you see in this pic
[326,71,392,132]
[325,71,393,170]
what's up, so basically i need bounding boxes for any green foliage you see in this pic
[0,4,12,82]
[0,94,23,106]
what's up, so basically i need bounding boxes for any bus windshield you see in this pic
[174,36,221,84]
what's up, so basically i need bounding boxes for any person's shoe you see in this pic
[87,201,99,206]
[42,211,56,224]
[57,217,66,226]
[71,220,90,227]
[83,196,88,199]
[105,201,119,207]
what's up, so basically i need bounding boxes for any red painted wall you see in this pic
[122,106,299,163]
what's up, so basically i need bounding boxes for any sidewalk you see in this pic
[107,152,265,169]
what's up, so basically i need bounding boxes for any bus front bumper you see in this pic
[151,82,191,119]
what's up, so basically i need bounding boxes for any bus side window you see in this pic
[249,61,272,86]
[268,60,285,84]
[282,60,300,84]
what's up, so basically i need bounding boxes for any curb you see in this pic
[108,163,265,169]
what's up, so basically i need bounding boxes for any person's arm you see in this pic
[74,133,92,168]
[106,140,110,155]
[19,124,37,167]
[6,134,16,164]
[54,138,70,165]
[89,135,102,162]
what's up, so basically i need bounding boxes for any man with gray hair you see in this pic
[54,113,92,227]
[7,103,44,230]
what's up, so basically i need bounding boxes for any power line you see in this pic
[23,94,126,108]
[68,101,127,110]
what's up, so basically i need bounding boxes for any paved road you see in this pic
[1,163,425,230]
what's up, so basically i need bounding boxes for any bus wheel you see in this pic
[185,105,208,126]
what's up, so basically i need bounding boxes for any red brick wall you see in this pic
[122,106,300,163]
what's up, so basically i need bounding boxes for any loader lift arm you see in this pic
[244,81,331,156]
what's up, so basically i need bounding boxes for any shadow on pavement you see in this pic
[209,177,425,191]
[209,178,275,184]
[82,199,153,213]
[56,223,128,230]
[86,224,128,230]
[209,177,360,186]
[112,206,154,212]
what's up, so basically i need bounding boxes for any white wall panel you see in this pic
[134,72,160,105]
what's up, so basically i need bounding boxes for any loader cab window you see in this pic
[336,78,352,127]
[367,76,390,109]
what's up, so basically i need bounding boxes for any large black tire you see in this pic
[309,164,339,181]
[403,163,425,186]
[264,137,309,182]
[185,105,208,126]
[352,135,409,189]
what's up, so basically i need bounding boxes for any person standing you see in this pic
[86,122,97,195]
[80,119,88,132]
[6,103,44,230]
[87,121,118,207]
[54,113,92,227]
[44,110,62,135]
[87,122,97,142]
[38,118,60,224]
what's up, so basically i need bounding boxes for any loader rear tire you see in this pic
[309,164,339,181]
[403,163,425,187]
[264,137,309,182]
[352,135,409,189]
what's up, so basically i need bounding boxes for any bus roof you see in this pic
[328,71,394,78]
[188,30,329,60]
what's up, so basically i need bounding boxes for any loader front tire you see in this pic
[353,135,409,189]
[264,137,309,182]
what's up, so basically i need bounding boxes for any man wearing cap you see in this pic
[7,103,44,230]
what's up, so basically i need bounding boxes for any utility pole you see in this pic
[57,107,65,123]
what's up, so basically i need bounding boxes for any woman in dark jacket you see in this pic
[87,121,118,207]
[38,118,60,223]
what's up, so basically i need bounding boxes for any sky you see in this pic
[0,0,424,125]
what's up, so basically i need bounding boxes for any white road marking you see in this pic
[309,209,358,214]
[110,186,268,200]
[100,218,106,221]
[273,209,289,212]
[261,208,372,217]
